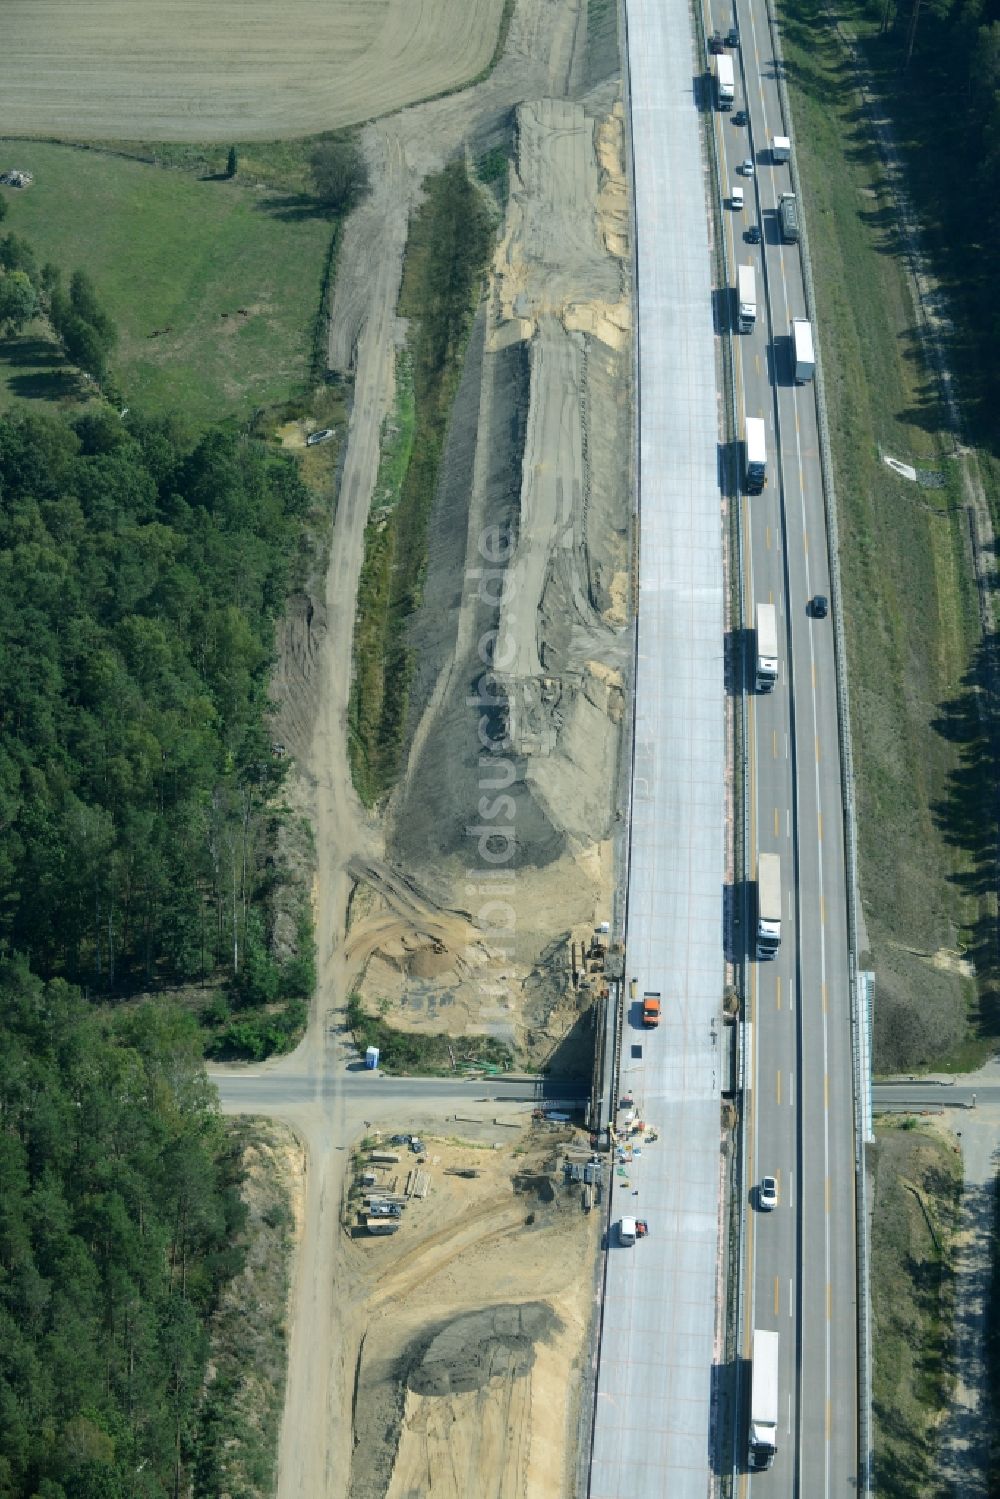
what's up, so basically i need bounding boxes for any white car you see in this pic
[731,186,744,211]
[739,158,755,178]
[759,1175,778,1211]
[306,427,335,446]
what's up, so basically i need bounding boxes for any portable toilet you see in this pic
[365,1045,380,1070]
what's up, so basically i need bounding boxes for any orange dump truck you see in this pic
[642,991,661,1027]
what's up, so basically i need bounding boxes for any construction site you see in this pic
[336,1113,604,1499]
[265,1,631,1483]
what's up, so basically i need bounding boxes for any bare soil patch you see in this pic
[344,1121,601,1499]
[350,86,631,1069]
[1,0,508,141]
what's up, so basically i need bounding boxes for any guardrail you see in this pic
[759,3,873,1492]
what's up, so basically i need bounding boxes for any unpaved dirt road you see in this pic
[0,0,507,140]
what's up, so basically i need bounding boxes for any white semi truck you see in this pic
[745,416,767,494]
[755,602,778,692]
[749,1329,780,1469]
[737,264,757,333]
[792,317,815,382]
[716,53,735,109]
[756,852,781,958]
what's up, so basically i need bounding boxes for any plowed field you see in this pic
[0,0,506,142]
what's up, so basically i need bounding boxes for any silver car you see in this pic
[759,1175,778,1210]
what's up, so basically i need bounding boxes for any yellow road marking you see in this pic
[772,730,778,759]
[773,807,779,837]
[776,1071,782,1106]
[825,1075,830,1111]
[803,528,808,553]
[815,734,821,762]
[822,981,828,1014]
[766,525,772,550]
[818,811,823,842]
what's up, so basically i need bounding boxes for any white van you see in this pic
[731,186,744,211]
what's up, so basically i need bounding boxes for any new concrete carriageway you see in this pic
[588,0,724,1494]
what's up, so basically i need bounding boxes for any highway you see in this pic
[590,3,724,1495]
[711,0,861,1493]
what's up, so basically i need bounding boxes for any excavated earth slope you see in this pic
[354,88,633,1066]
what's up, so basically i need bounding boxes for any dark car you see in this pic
[811,594,829,618]
[732,109,747,126]
[726,25,740,45]
[744,224,762,244]
[708,30,725,53]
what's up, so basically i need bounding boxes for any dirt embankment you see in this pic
[347,57,633,1072]
[345,1122,601,1499]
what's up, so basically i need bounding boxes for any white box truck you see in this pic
[778,191,799,242]
[792,317,815,382]
[745,416,767,493]
[756,852,781,958]
[749,1329,780,1469]
[716,54,735,109]
[772,135,791,163]
[755,602,778,691]
[737,264,757,333]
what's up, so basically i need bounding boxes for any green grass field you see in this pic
[781,0,983,1070]
[0,141,334,424]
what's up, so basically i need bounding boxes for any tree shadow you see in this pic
[6,370,81,401]
[0,330,82,402]
[0,335,65,370]
[256,193,331,223]
[931,631,1000,1034]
